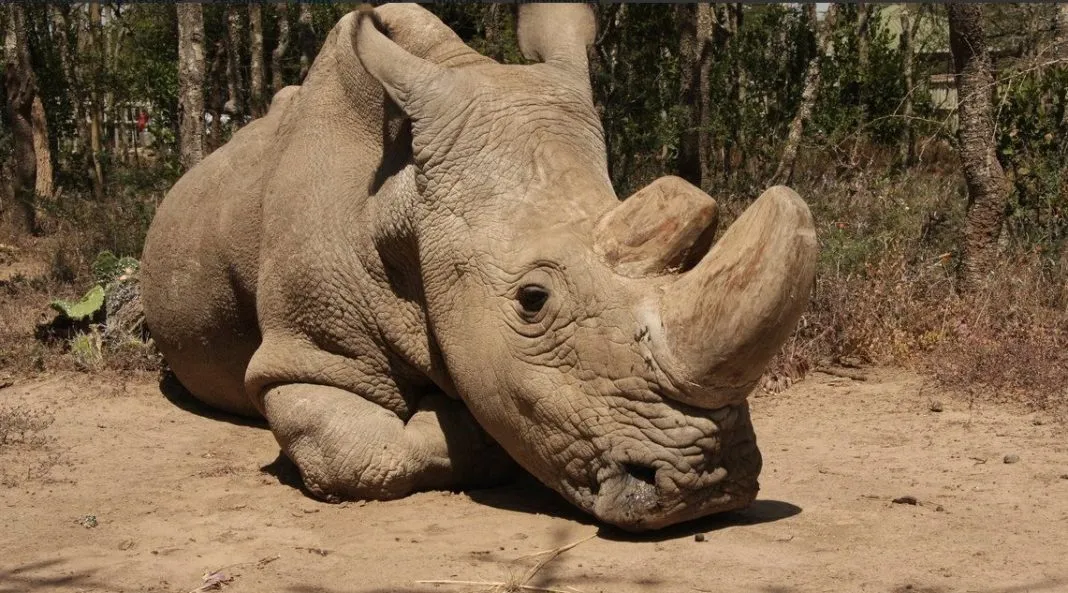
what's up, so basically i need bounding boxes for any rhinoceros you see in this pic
[141,3,817,531]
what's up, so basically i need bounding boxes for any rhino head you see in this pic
[356,5,817,531]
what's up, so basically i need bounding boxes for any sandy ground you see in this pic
[1,368,1066,593]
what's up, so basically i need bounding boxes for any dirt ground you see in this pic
[1,368,1066,593]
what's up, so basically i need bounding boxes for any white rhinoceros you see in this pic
[141,3,817,531]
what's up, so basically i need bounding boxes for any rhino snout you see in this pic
[583,405,762,532]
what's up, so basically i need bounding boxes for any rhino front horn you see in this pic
[654,186,818,409]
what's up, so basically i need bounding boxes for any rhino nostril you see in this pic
[622,463,657,487]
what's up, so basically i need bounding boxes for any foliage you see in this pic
[49,284,104,322]
[112,5,181,134]
[91,249,139,286]
[815,6,908,148]
[2,3,1067,405]
[591,5,686,196]
[720,5,813,183]
[996,66,1068,254]
[68,327,104,371]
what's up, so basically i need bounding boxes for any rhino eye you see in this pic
[517,284,550,315]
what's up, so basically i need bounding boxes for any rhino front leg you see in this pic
[262,383,516,500]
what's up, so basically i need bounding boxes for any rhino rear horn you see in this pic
[594,176,718,278]
[517,3,596,74]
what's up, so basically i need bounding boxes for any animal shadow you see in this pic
[596,498,802,542]
[466,471,596,525]
[158,370,266,429]
[260,450,309,493]
[0,558,105,593]
[467,472,800,540]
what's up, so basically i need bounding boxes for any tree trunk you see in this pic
[484,4,503,62]
[948,3,1010,293]
[107,16,128,166]
[87,1,105,200]
[298,3,315,83]
[206,42,226,153]
[31,96,52,199]
[249,3,266,118]
[696,5,715,189]
[50,6,87,164]
[855,4,873,76]
[899,6,916,167]
[3,4,38,233]
[591,4,624,186]
[677,5,699,186]
[723,4,745,178]
[1057,4,1068,57]
[271,3,290,93]
[225,5,244,117]
[772,4,837,186]
[177,3,206,170]
[677,4,715,190]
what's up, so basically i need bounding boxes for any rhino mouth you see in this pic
[559,401,761,532]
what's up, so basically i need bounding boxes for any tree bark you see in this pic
[696,5,715,189]
[50,6,88,162]
[249,3,266,118]
[31,96,52,199]
[591,4,624,186]
[1057,5,1068,128]
[271,3,290,93]
[87,1,105,200]
[483,4,503,62]
[225,5,244,117]
[948,3,1010,293]
[298,3,315,83]
[855,4,873,76]
[723,4,745,178]
[3,4,38,233]
[772,3,837,186]
[206,42,226,152]
[677,4,715,190]
[177,3,206,170]
[1057,4,1068,58]
[107,14,128,165]
[899,6,916,167]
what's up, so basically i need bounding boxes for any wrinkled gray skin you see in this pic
[141,4,817,531]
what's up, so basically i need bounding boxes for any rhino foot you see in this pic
[263,383,516,500]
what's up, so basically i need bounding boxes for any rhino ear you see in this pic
[517,3,596,73]
[353,7,453,118]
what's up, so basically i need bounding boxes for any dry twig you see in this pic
[416,532,596,593]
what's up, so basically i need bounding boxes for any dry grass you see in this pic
[0,401,59,488]
[3,160,1067,412]
[0,234,160,379]
[765,163,1068,411]
[925,258,1068,408]
[0,261,80,377]
[1,164,166,378]
[0,404,54,448]
[416,533,597,593]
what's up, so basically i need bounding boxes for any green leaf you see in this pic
[50,285,106,322]
[91,250,120,285]
[91,250,140,285]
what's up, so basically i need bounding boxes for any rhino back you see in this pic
[145,7,489,418]
[141,85,298,417]
[245,11,454,416]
